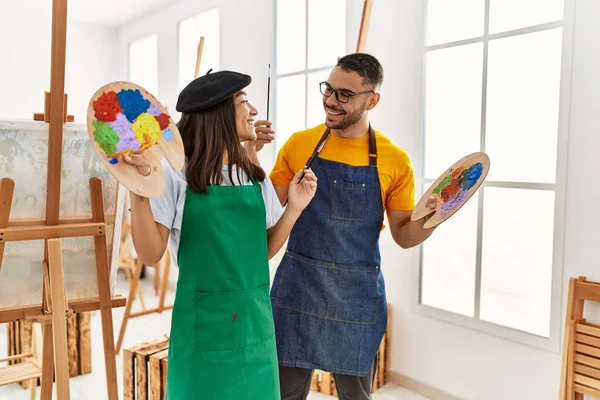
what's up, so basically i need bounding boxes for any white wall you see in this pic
[118,0,219,122]
[0,5,119,122]
[363,0,600,399]
[116,0,274,154]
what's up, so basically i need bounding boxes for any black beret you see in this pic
[176,69,252,113]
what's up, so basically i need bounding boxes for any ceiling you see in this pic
[19,0,177,26]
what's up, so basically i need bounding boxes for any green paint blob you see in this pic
[93,120,119,156]
[432,175,452,194]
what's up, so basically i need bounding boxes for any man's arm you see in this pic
[387,209,435,249]
[273,184,288,206]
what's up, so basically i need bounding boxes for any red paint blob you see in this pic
[93,91,123,122]
[154,113,170,130]
[441,181,461,202]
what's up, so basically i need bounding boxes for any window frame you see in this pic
[414,0,576,353]
[272,0,347,160]
[176,7,220,93]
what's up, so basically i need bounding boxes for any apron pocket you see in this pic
[331,180,366,221]
[194,284,274,352]
[275,251,380,325]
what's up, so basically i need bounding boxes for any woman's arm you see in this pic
[129,193,170,265]
[123,154,170,265]
[265,168,317,259]
[266,208,302,259]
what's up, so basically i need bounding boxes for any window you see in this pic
[420,0,570,348]
[274,0,346,152]
[178,8,220,92]
[129,34,159,97]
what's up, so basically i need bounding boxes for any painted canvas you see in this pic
[0,120,125,309]
[411,152,490,229]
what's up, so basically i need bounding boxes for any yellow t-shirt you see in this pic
[270,124,415,211]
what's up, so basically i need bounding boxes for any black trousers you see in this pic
[279,361,377,400]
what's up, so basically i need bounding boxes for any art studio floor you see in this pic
[0,270,428,400]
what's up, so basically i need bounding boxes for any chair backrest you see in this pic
[561,277,600,399]
[567,319,600,398]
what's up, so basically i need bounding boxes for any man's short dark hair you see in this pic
[336,53,384,89]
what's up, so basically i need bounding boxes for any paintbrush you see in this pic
[266,63,271,120]
[283,131,331,207]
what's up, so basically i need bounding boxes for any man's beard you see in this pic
[324,103,367,130]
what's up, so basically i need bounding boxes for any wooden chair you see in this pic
[560,277,600,399]
[0,322,42,400]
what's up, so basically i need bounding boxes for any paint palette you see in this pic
[411,152,490,229]
[86,81,184,197]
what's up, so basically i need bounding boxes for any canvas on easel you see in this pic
[0,121,125,309]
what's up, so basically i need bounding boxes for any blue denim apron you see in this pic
[271,125,386,377]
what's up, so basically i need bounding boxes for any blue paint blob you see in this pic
[162,128,174,142]
[460,162,483,190]
[117,89,150,123]
[109,157,119,165]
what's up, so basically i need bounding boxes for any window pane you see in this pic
[421,184,478,317]
[129,41,142,83]
[489,0,564,34]
[276,74,306,151]
[276,0,307,75]
[178,9,220,91]
[178,16,197,90]
[480,187,554,337]
[196,9,220,76]
[306,69,330,128]
[308,0,345,69]
[426,0,484,46]
[424,43,483,179]
[485,29,563,184]
[143,35,158,97]
[129,35,158,97]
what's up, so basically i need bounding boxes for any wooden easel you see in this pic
[33,91,74,123]
[356,0,373,53]
[0,1,125,398]
[194,36,205,79]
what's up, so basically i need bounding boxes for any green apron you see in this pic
[166,180,280,399]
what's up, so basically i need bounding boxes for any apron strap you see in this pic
[305,124,378,168]
[368,124,377,167]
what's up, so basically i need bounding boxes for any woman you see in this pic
[124,70,317,399]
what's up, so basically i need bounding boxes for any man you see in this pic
[247,53,436,400]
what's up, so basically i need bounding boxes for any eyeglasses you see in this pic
[319,81,375,103]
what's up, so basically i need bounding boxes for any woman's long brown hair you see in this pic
[176,96,266,194]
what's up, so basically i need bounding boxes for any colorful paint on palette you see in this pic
[92,88,173,163]
[432,162,484,216]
